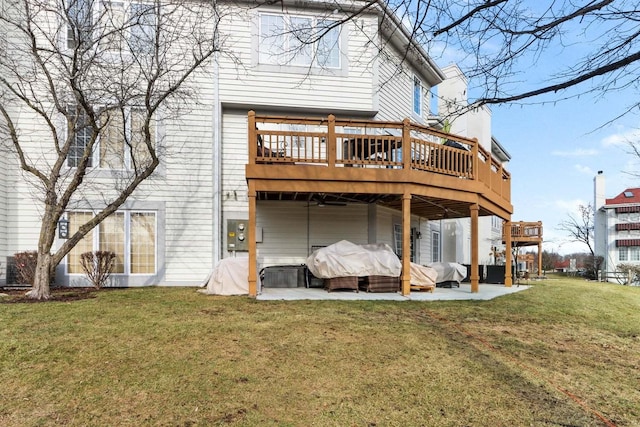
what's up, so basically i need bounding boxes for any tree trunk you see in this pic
[26,251,52,300]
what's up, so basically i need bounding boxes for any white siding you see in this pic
[217,5,378,113]
[254,201,369,268]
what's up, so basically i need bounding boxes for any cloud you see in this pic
[602,128,640,147]
[551,148,598,156]
[554,198,588,216]
[574,164,594,175]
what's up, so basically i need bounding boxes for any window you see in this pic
[67,0,93,49]
[259,13,340,68]
[631,247,640,262]
[67,211,157,275]
[413,76,422,117]
[129,2,156,53]
[99,212,125,273]
[67,212,94,273]
[98,107,155,170]
[393,224,417,262]
[98,0,157,52]
[67,107,93,168]
[431,231,441,262]
[619,247,628,261]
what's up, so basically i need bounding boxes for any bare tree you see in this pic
[380,0,640,116]
[557,204,603,279]
[0,0,221,299]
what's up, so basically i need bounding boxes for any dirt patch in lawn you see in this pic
[0,287,103,303]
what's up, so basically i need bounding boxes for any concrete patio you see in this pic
[257,282,530,301]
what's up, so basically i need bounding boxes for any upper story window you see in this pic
[259,13,340,68]
[67,107,93,168]
[99,107,156,170]
[67,105,156,170]
[66,0,157,53]
[413,76,423,117]
[67,0,93,49]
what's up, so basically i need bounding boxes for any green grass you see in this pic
[1,275,639,426]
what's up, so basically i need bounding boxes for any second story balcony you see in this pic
[246,111,512,221]
[505,221,544,246]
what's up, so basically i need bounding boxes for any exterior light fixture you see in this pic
[58,218,69,239]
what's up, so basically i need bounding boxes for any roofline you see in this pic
[491,136,511,161]
[236,0,446,87]
[373,0,446,86]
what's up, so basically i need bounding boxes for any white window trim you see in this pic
[65,210,158,276]
[258,12,341,69]
[252,11,349,77]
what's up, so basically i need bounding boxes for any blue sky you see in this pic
[490,88,640,255]
[425,2,640,255]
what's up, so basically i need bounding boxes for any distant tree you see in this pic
[541,250,560,275]
[557,204,603,279]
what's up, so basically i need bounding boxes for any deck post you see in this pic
[248,182,257,297]
[471,137,479,181]
[327,114,336,167]
[401,191,412,295]
[402,118,411,170]
[504,220,513,287]
[248,111,256,164]
[470,204,479,293]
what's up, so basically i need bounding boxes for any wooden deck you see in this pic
[244,111,515,296]
[246,112,512,220]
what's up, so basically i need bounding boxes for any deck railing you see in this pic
[507,221,543,241]
[249,111,510,199]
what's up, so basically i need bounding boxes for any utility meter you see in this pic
[227,219,249,251]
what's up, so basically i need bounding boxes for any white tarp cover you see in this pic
[200,257,249,295]
[410,263,438,286]
[428,262,467,283]
[306,240,402,279]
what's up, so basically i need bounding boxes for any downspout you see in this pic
[212,38,221,265]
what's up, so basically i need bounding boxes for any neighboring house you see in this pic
[0,0,514,292]
[594,171,640,279]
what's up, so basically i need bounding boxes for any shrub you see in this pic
[80,251,116,289]
[14,251,38,285]
[615,263,640,285]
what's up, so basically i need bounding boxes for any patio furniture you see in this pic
[324,276,359,292]
[359,275,400,292]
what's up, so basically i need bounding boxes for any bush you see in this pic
[615,263,640,285]
[14,251,38,285]
[80,251,116,289]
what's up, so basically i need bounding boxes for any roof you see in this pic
[605,188,640,206]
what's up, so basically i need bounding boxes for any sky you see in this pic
[425,2,640,256]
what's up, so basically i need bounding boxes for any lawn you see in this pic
[1,275,639,426]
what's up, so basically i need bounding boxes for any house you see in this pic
[0,0,514,293]
[594,171,640,280]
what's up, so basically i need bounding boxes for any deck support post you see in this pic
[248,182,257,297]
[470,203,480,293]
[504,220,513,287]
[401,191,412,295]
[537,221,543,276]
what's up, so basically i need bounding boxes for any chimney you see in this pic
[594,171,605,210]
